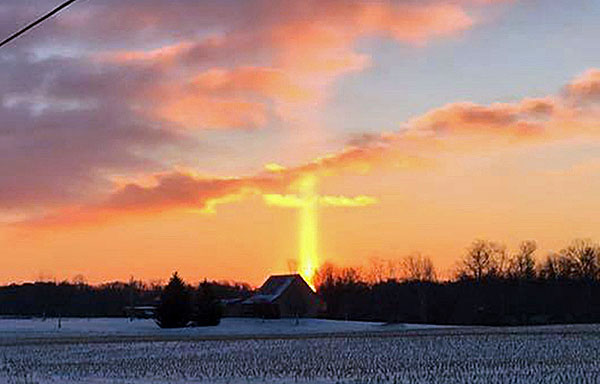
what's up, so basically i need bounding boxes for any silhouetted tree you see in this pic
[508,241,537,280]
[0,279,243,318]
[401,253,437,282]
[313,262,337,290]
[367,257,387,283]
[155,272,191,328]
[191,281,222,326]
[559,239,600,280]
[457,240,507,281]
[340,267,362,284]
[539,253,560,280]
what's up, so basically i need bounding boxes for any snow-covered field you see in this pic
[0,317,440,339]
[1,319,599,383]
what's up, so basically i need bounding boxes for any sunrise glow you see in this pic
[1,0,600,288]
[3,1,600,382]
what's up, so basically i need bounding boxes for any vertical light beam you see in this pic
[263,173,375,289]
[297,174,318,289]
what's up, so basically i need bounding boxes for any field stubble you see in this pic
[2,324,600,384]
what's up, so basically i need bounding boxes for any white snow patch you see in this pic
[0,317,444,340]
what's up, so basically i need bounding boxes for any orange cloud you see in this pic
[565,69,600,102]
[157,94,269,130]
[18,144,427,229]
[400,68,600,146]
[17,67,600,229]
[192,67,313,102]
[406,98,556,139]
[98,0,491,131]
[154,67,315,129]
[21,172,279,228]
[355,3,473,43]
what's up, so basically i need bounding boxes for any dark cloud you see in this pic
[0,53,187,209]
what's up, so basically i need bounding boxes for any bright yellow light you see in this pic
[319,195,377,207]
[264,163,287,173]
[262,175,377,289]
[297,174,318,290]
[263,194,304,208]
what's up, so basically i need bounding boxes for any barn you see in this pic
[237,274,325,319]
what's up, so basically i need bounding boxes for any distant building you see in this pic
[124,306,156,319]
[220,298,245,317]
[223,274,324,319]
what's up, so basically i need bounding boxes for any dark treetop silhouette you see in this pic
[2,239,600,326]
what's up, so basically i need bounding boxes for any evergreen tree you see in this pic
[155,272,191,328]
[191,281,222,326]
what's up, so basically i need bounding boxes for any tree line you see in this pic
[315,239,600,325]
[0,278,250,319]
[2,238,600,326]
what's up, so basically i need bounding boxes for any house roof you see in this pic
[243,274,304,304]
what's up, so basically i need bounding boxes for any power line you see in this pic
[0,0,82,49]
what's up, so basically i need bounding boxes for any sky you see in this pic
[2,0,600,286]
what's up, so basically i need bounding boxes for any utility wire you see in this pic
[0,0,82,49]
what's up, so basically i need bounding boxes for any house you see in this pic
[234,274,324,319]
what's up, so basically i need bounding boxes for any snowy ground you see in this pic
[1,319,599,383]
[0,317,442,340]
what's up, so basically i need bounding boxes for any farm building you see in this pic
[124,306,156,319]
[223,274,324,318]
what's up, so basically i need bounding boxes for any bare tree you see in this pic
[559,239,600,280]
[385,259,400,281]
[457,239,507,281]
[400,253,437,282]
[313,262,337,290]
[366,256,386,283]
[539,253,560,280]
[314,263,365,289]
[508,241,537,280]
[340,267,363,284]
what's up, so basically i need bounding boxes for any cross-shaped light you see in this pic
[263,173,376,288]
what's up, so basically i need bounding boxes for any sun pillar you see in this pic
[263,167,376,289]
[297,174,318,288]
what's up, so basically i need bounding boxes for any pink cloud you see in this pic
[407,98,556,138]
[14,64,600,229]
[95,0,483,130]
[0,0,518,218]
[565,69,600,102]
